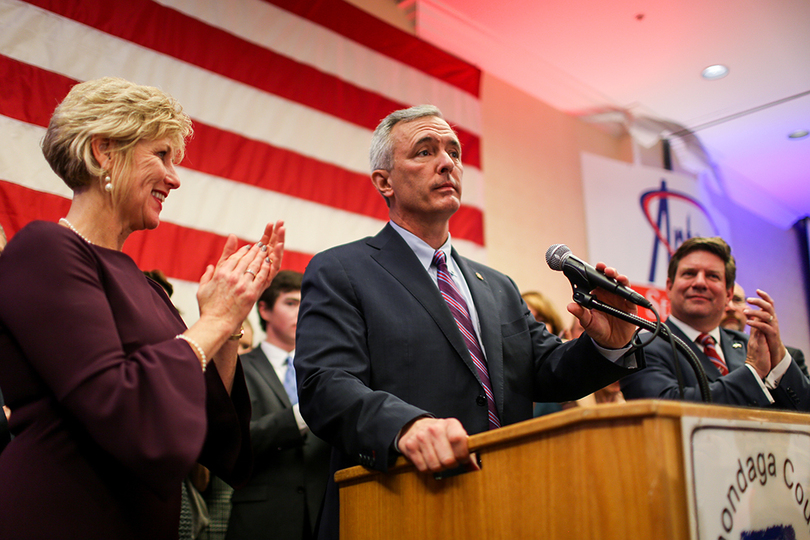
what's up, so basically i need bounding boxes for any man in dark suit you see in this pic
[621,237,808,408]
[295,105,646,539]
[227,271,330,540]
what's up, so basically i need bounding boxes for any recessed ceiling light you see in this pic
[701,64,729,80]
[788,130,809,140]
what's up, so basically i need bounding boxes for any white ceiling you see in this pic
[402,0,810,228]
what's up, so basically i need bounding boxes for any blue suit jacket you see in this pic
[295,224,643,539]
[621,319,809,409]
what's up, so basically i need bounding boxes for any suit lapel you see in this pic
[666,320,723,381]
[244,347,291,407]
[368,225,481,381]
[719,329,748,372]
[454,251,505,418]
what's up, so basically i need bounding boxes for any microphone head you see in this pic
[545,244,571,271]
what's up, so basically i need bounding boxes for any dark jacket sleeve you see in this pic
[198,360,253,488]
[295,249,428,472]
[620,330,770,406]
[240,357,303,460]
[771,354,810,411]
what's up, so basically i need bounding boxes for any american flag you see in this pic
[0,0,483,323]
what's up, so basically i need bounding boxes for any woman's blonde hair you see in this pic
[41,77,192,197]
[521,290,564,336]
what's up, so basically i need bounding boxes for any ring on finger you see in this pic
[769,315,774,322]
[245,268,257,277]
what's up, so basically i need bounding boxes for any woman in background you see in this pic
[521,290,565,337]
[0,77,284,539]
[522,290,625,412]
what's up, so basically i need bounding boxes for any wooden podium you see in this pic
[335,400,810,539]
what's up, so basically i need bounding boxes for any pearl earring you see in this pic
[104,174,112,193]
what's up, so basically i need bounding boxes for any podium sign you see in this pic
[336,401,810,540]
[683,417,810,540]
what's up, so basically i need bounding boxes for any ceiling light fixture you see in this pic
[701,64,729,80]
[788,130,809,140]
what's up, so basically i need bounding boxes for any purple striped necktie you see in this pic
[432,250,501,429]
[696,333,729,376]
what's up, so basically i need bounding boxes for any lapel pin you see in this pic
[475,272,483,281]
[732,343,742,349]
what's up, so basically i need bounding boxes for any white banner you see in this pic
[581,153,731,317]
[683,416,810,540]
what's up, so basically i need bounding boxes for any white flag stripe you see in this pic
[169,279,208,328]
[0,0,367,174]
[0,115,379,254]
[169,278,264,338]
[0,0,485,210]
[166,171,381,256]
[156,0,482,135]
[0,117,74,200]
[0,115,486,260]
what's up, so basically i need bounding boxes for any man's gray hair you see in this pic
[369,105,445,172]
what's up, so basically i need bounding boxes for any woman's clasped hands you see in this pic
[197,220,286,330]
[186,221,285,390]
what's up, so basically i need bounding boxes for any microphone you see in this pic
[545,244,652,309]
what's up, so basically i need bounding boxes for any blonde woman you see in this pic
[0,77,284,539]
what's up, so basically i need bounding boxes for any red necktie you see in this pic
[433,250,500,429]
[696,333,729,376]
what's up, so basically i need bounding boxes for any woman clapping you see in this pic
[0,77,284,539]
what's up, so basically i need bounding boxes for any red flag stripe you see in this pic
[2,0,487,301]
[0,55,485,245]
[0,111,489,259]
[262,0,480,97]
[157,0,480,130]
[23,0,482,169]
[0,180,312,280]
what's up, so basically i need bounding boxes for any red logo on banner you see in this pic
[630,283,671,322]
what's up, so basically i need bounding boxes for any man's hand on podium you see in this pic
[397,417,480,473]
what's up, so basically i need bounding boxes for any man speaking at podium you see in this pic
[294,105,645,539]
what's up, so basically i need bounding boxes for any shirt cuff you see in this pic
[591,338,636,367]
[744,364,775,404]
[764,350,793,389]
[292,403,309,434]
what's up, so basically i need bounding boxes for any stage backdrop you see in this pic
[0,0,483,328]
[581,152,731,321]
